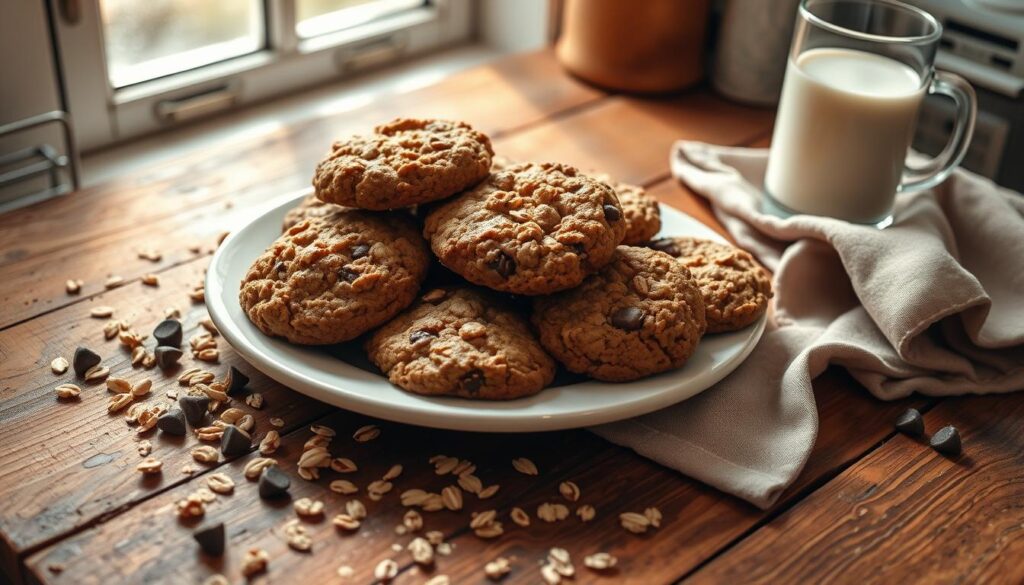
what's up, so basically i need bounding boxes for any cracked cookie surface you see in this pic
[240,209,429,344]
[366,288,555,400]
[313,118,493,210]
[532,245,706,382]
[648,236,772,333]
[423,162,627,295]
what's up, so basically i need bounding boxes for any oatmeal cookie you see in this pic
[648,236,772,333]
[593,174,661,245]
[366,288,555,400]
[240,209,430,344]
[313,118,493,210]
[281,192,346,232]
[532,245,706,382]
[423,162,627,295]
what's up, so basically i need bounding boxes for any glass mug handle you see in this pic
[900,70,977,193]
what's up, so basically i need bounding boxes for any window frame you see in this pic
[51,0,473,151]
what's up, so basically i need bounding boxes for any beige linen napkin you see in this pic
[593,141,1024,509]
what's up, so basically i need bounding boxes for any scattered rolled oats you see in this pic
[199,317,219,335]
[485,557,512,580]
[85,365,110,383]
[458,473,482,494]
[353,424,380,443]
[421,493,445,512]
[284,520,313,552]
[332,514,360,531]
[337,566,354,579]
[559,481,581,502]
[50,357,69,375]
[106,377,131,394]
[424,576,450,585]
[478,484,500,499]
[576,504,596,522]
[137,440,152,457]
[619,511,652,534]
[107,393,134,413]
[65,279,83,294]
[219,407,245,424]
[55,383,81,400]
[103,320,121,340]
[136,405,164,433]
[345,499,367,520]
[298,446,331,469]
[304,435,330,451]
[470,509,497,530]
[644,506,662,528]
[374,559,398,581]
[136,457,162,474]
[537,503,570,523]
[584,552,618,570]
[189,285,205,303]
[403,509,423,531]
[259,430,280,455]
[331,457,357,473]
[130,346,146,367]
[452,459,475,476]
[293,497,324,517]
[433,455,459,475]
[548,548,574,577]
[442,485,463,511]
[408,537,434,565]
[245,392,264,409]
[474,521,504,539]
[196,348,219,363]
[382,464,403,481]
[104,275,125,289]
[193,487,216,503]
[206,472,235,494]
[400,489,429,506]
[240,548,269,578]
[196,426,224,442]
[90,306,114,318]
[237,414,255,433]
[367,480,393,501]
[137,248,162,262]
[131,379,152,397]
[165,306,181,319]
[270,417,284,428]
[426,530,445,546]
[323,478,357,496]
[191,445,220,464]
[118,330,143,349]
[199,383,228,402]
[512,457,538,476]
[510,507,530,527]
[541,563,562,584]
[177,368,202,385]
[141,274,159,286]
[244,457,277,480]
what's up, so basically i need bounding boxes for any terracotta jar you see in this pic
[555,0,710,93]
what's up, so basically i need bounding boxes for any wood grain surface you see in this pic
[1,49,1020,585]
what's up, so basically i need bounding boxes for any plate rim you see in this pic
[206,190,766,432]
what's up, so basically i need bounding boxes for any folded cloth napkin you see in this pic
[592,141,1024,509]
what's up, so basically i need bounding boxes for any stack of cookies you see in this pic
[239,118,772,400]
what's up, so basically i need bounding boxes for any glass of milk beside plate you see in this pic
[764,0,976,228]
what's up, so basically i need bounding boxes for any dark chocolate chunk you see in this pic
[220,425,250,458]
[157,408,187,436]
[610,307,645,331]
[153,319,183,348]
[72,347,102,378]
[929,425,962,456]
[648,237,680,257]
[603,204,621,222]
[409,330,437,344]
[154,346,183,370]
[351,244,370,259]
[258,465,291,499]
[179,395,210,427]
[489,253,516,278]
[193,523,225,556]
[339,266,359,283]
[460,370,484,394]
[894,408,924,437]
[273,261,287,275]
[571,243,586,258]
[228,365,249,395]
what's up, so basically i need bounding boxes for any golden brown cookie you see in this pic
[648,236,772,333]
[240,209,430,345]
[281,192,346,232]
[532,246,706,382]
[423,162,627,295]
[366,288,556,400]
[593,174,661,245]
[313,118,493,210]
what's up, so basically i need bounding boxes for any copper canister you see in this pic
[555,0,710,93]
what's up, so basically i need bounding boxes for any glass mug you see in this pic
[763,0,976,227]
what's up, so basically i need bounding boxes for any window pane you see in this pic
[296,0,425,39]
[99,0,264,88]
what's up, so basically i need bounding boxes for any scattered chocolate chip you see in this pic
[157,408,187,436]
[228,365,249,395]
[72,347,101,378]
[460,370,484,394]
[258,465,291,499]
[351,244,370,259]
[338,267,359,283]
[273,261,287,275]
[571,243,586,257]
[648,237,680,257]
[220,425,250,458]
[929,425,962,456]
[603,204,621,222]
[409,330,437,344]
[489,253,516,278]
[610,307,645,331]
[179,395,211,427]
[154,346,183,369]
[894,408,924,437]
[153,319,183,348]
[193,523,225,556]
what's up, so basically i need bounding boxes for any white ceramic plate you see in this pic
[206,190,765,432]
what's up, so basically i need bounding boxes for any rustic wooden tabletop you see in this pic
[1,50,1021,585]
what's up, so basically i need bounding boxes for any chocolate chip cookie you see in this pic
[593,173,661,245]
[281,192,345,232]
[313,118,494,210]
[366,288,556,400]
[648,236,772,333]
[423,162,627,295]
[532,245,706,382]
[240,209,430,344]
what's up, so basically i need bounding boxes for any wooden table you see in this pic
[1,50,1021,585]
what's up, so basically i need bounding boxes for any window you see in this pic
[52,0,471,150]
